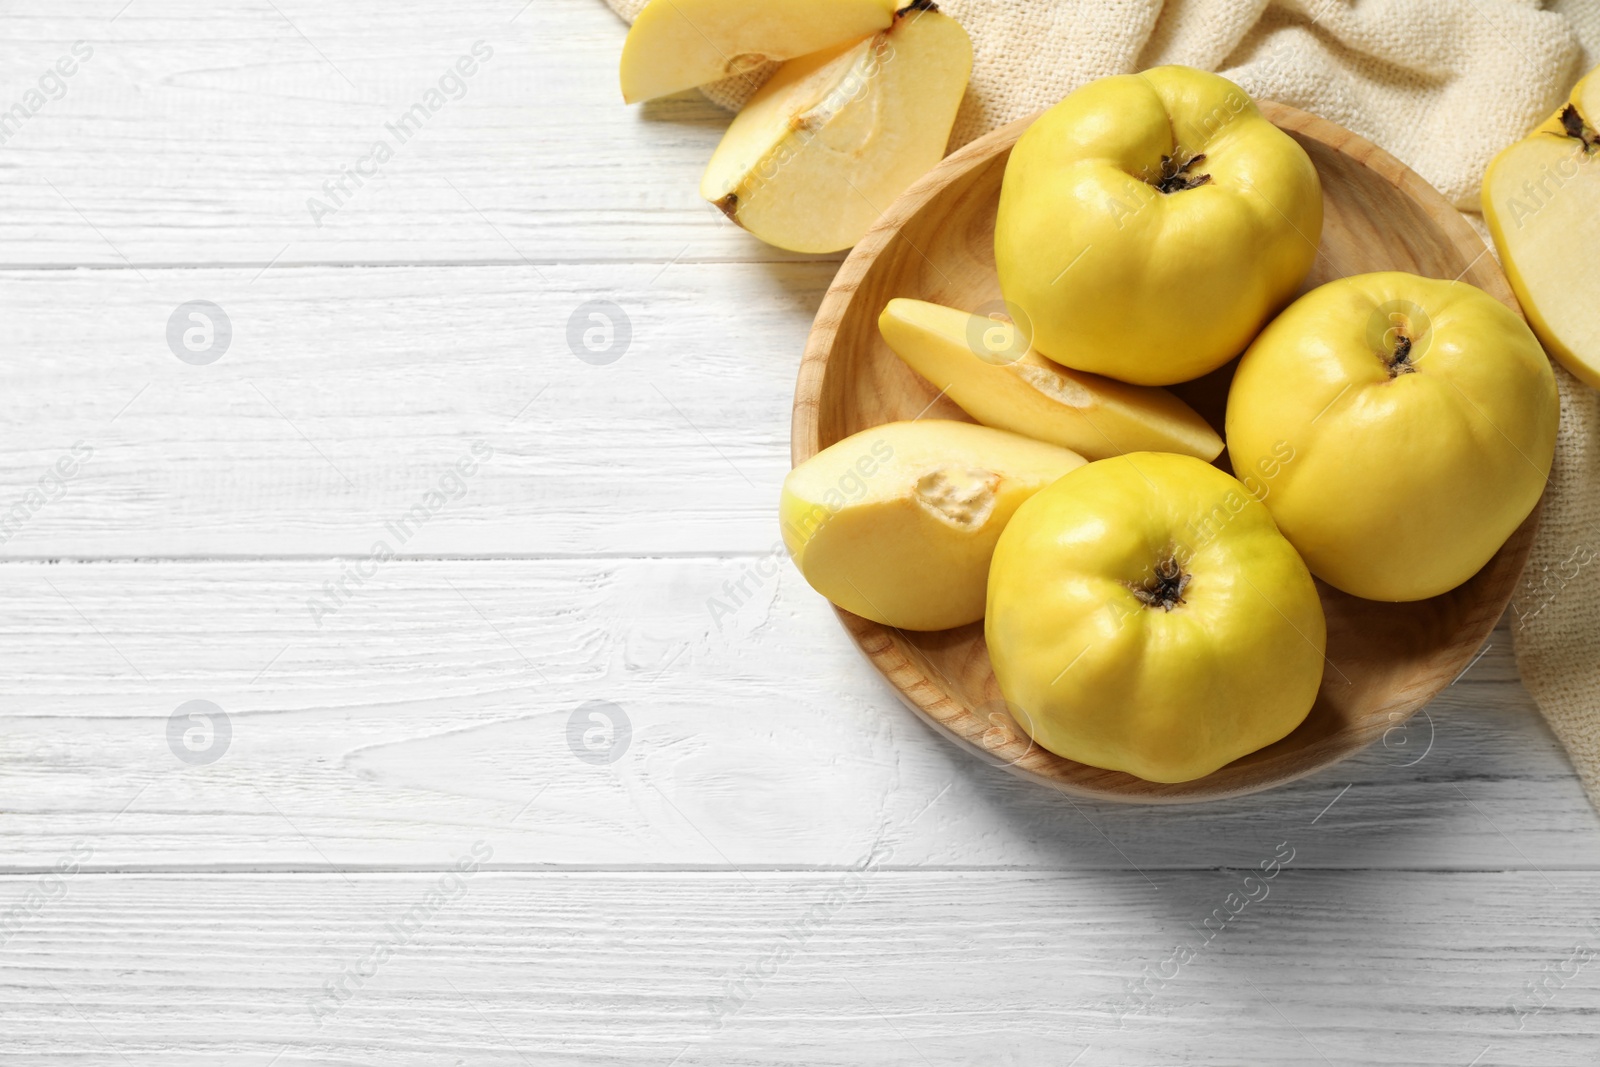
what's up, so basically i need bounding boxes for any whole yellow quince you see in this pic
[994,66,1322,385]
[1226,272,1557,602]
[986,453,1325,784]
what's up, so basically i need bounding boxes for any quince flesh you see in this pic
[1483,62,1600,389]
[781,420,1083,631]
[620,0,897,104]
[878,297,1223,461]
[701,3,972,254]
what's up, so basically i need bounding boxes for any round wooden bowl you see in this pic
[791,102,1544,803]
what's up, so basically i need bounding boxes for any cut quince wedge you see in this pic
[878,298,1224,461]
[1483,63,1600,389]
[700,2,972,254]
[620,0,898,105]
[780,420,1084,631]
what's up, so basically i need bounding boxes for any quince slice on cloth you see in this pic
[1484,62,1600,389]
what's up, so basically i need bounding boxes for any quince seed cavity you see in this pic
[1014,362,1093,408]
[914,466,1000,529]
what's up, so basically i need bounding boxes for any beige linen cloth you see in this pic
[608,0,1600,809]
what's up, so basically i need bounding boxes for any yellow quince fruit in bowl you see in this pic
[1226,272,1557,603]
[994,65,1322,385]
[986,452,1326,784]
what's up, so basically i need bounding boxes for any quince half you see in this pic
[701,2,972,253]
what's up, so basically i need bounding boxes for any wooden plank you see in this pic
[0,559,1593,870]
[0,871,1596,1064]
[0,262,829,557]
[0,0,829,267]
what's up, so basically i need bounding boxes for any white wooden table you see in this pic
[2,2,1598,1063]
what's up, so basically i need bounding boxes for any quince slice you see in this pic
[1483,63,1600,389]
[879,298,1224,461]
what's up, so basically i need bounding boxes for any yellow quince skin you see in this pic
[986,453,1326,783]
[994,65,1322,385]
[1226,272,1557,602]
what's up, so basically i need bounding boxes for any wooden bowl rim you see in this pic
[789,100,1543,804]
